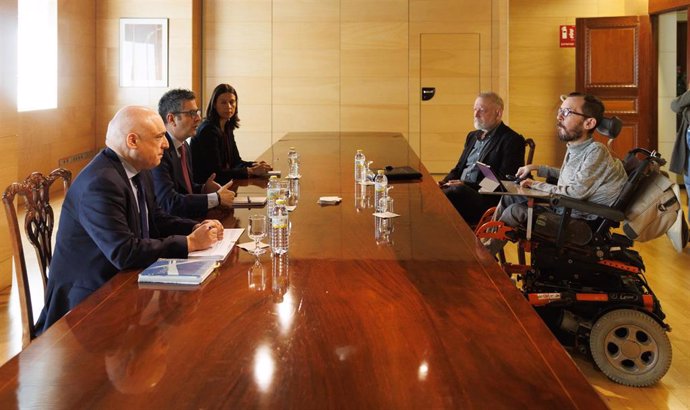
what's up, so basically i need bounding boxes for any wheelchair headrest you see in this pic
[596,116,622,139]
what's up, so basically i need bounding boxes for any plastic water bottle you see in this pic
[271,198,289,255]
[374,170,388,212]
[266,175,280,216]
[288,147,300,178]
[354,149,366,182]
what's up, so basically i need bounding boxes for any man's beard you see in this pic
[557,122,583,142]
[474,118,489,131]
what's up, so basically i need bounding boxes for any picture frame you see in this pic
[119,18,168,87]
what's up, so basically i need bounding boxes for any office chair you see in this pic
[2,168,72,348]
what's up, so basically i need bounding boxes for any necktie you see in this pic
[132,174,149,239]
[179,144,194,193]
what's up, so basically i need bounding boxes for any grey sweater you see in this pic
[530,138,627,220]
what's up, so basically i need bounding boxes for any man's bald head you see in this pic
[105,106,169,171]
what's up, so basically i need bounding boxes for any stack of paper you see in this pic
[188,228,244,262]
[373,211,400,218]
[318,196,342,205]
[138,259,217,285]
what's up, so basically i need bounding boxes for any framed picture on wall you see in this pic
[119,18,168,87]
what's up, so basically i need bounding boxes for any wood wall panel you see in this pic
[203,22,272,50]
[272,105,340,133]
[340,105,409,132]
[272,0,340,22]
[274,50,341,77]
[97,0,194,139]
[203,0,271,23]
[341,77,408,105]
[340,0,408,136]
[341,23,409,50]
[205,50,272,78]
[273,23,340,50]
[341,50,409,77]
[341,1,408,22]
[272,77,340,105]
[409,0,492,22]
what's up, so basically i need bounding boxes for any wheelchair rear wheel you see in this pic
[589,309,672,387]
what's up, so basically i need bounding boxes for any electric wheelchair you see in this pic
[475,119,675,387]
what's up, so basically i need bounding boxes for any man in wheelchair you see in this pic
[477,92,674,387]
[484,92,627,256]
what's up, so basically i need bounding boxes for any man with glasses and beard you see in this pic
[484,92,627,256]
[439,92,525,225]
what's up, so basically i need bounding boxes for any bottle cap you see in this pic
[357,149,362,152]
[289,146,296,150]
[269,175,278,180]
[276,199,286,205]
[377,170,384,174]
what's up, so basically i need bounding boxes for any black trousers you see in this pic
[442,184,500,226]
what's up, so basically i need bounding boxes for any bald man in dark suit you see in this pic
[37,106,223,333]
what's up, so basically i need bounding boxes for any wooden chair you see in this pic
[2,168,72,347]
[524,138,535,166]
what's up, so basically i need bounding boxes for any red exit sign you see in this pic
[560,25,576,47]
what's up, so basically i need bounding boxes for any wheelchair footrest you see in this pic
[475,221,518,241]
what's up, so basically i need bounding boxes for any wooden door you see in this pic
[576,16,656,158]
[420,33,480,174]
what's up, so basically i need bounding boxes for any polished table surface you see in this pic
[0,133,606,409]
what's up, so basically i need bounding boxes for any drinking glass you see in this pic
[248,214,267,255]
[365,161,375,182]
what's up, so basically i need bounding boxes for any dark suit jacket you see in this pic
[190,119,254,185]
[37,148,198,333]
[441,122,526,188]
[152,133,209,218]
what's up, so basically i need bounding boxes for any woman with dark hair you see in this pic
[190,83,271,184]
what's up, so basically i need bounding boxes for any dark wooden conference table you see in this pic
[0,132,606,409]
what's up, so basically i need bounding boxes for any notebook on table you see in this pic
[138,258,217,285]
[233,196,267,208]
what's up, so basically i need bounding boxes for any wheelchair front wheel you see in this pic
[590,309,672,387]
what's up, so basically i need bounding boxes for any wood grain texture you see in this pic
[0,133,605,409]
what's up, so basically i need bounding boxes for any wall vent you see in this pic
[58,149,98,167]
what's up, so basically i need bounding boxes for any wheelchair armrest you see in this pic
[549,195,625,221]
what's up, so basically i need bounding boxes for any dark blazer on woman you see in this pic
[190,119,254,185]
[36,148,198,333]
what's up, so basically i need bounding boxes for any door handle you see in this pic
[421,87,436,101]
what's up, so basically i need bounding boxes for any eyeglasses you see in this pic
[557,107,589,118]
[172,109,202,118]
